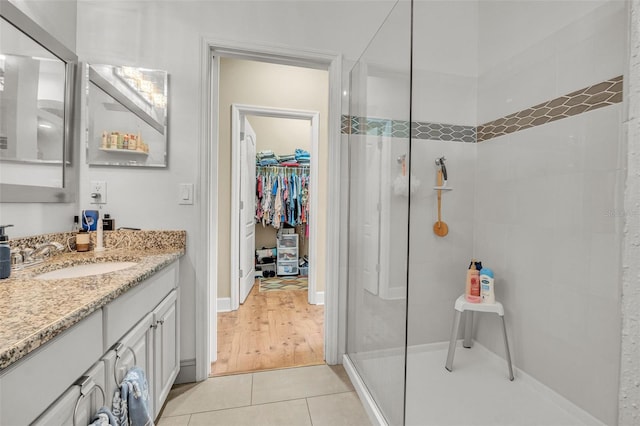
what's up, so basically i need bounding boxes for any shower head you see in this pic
[435,157,448,181]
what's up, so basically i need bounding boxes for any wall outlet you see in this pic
[90,180,107,204]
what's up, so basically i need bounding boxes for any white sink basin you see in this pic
[35,262,138,280]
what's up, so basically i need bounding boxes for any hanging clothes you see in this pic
[255,165,310,230]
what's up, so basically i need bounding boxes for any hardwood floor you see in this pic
[211,280,324,376]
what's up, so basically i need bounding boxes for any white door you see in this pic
[349,134,381,296]
[239,116,257,304]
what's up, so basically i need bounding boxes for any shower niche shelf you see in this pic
[98,148,148,156]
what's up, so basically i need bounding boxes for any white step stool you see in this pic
[445,294,514,381]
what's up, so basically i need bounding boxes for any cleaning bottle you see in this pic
[465,260,481,303]
[0,225,14,279]
[480,268,495,304]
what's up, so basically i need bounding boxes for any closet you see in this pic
[254,156,311,279]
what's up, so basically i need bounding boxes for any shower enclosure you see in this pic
[345,1,627,425]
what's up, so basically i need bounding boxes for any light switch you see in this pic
[178,183,194,205]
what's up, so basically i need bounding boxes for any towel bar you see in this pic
[72,376,106,426]
[113,343,138,385]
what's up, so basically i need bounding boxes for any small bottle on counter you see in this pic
[103,214,115,231]
[0,225,13,279]
[123,134,129,150]
[101,131,108,149]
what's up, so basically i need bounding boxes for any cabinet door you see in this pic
[152,289,180,417]
[33,361,106,426]
[103,312,154,416]
[0,310,103,426]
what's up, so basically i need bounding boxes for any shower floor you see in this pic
[404,343,596,426]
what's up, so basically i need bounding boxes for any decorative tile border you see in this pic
[477,75,623,142]
[412,122,476,143]
[343,115,474,142]
[343,75,623,143]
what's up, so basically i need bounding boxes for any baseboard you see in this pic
[174,358,196,384]
[343,354,388,426]
[217,297,231,312]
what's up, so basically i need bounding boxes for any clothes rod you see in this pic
[256,165,310,170]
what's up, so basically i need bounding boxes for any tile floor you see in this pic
[158,364,372,426]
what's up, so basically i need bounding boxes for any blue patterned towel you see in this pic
[112,367,153,426]
[88,406,117,426]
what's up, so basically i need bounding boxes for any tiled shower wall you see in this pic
[472,2,627,425]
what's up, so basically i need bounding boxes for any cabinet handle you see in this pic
[157,319,164,325]
[73,376,106,426]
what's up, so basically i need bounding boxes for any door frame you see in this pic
[196,38,342,380]
[231,104,320,310]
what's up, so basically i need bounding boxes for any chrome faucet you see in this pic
[27,242,64,262]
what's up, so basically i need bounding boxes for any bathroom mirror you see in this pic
[0,1,77,202]
[86,63,168,167]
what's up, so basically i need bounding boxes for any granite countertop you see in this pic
[0,238,184,371]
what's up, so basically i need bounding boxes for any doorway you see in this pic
[210,57,329,376]
[230,105,321,309]
[196,42,342,381]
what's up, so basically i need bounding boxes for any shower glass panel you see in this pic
[345,1,412,425]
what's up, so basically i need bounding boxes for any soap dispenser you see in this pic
[0,225,14,279]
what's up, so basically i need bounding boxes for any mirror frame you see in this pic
[0,1,77,202]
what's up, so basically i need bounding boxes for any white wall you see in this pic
[473,1,627,424]
[75,0,395,381]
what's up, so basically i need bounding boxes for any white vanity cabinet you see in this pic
[0,259,180,425]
